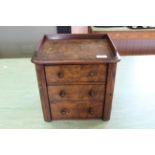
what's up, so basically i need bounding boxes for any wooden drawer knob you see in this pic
[61,108,69,115]
[58,72,64,78]
[88,71,96,77]
[89,90,96,97]
[59,90,66,97]
[88,107,94,115]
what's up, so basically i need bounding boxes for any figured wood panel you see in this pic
[48,85,105,101]
[50,101,103,119]
[103,63,117,120]
[35,65,51,121]
[31,34,120,64]
[45,64,107,84]
[40,39,113,60]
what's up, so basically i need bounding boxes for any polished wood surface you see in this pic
[35,65,51,121]
[103,63,117,120]
[51,101,103,120]
[48,85,105,101]
[45,64,107,84]
[91,28,155,55]
[31,34,120,64]
[32,34,120,121]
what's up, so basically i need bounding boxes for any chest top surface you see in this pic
[32,34,120,64]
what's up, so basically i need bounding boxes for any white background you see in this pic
[0,0,155,25]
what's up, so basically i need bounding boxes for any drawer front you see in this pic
[45,64,107,84]
[50,101,103,119]
[48,85,105,101]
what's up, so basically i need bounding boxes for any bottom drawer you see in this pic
[50,101,103,120]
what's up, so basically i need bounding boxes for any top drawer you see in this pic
[45,64,107,84]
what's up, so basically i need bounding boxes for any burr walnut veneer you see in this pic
[31,34,120,121]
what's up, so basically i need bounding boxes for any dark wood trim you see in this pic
[103,63,117,120]
[32,59,120,65]
[35,64,52,121]
[45,81,106,85]
[46,33,108,40]
[106,35,121,60]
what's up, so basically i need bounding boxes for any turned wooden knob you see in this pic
[61,108,68,115]
[89,90,96,97]
[88,71,96,77]
[59,90,66,97]
[58,72,64,78]
[88,107,94,115]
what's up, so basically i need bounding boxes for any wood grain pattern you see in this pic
[32,34,120,121]
[41,39,113,59]
[50,101,103,120]
[112,39,155,55]
[93,30,155,39]
[31,34,120,64]
[35,65,51,121]
[92,29,155,55]
[103,63,117,120]
[45,64,107,84]
[48,85,105,101]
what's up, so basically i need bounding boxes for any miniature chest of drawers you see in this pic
[31,34,120,121]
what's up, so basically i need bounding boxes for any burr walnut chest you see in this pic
[31,34,120,121]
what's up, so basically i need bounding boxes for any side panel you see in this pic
[35,64,52,121]
[103,63,117,120]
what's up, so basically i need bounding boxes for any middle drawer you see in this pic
[48,84,105,101]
